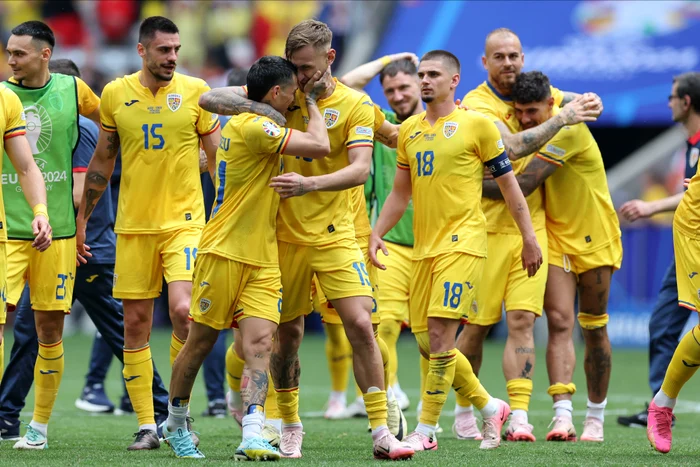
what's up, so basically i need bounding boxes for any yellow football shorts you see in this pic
[114,226,202,300]
[377,241,411,325]
[278,237,373,324]
[548,234,623,278]
[6,238,76,312]
[674,229,700,312]
[410,252,484,334]
[468,229,548,326]
[0,242,6,324]
[188,253,282,330]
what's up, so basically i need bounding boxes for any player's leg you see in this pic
[648,230,700,453]
[167,280,192,366]
[543,262,578,442]
[453,323,489,439]
[0,242,6,382]
[225,332,245,424]
[114,233,163,449]
[15,239,74,450]
[201,330,227,417]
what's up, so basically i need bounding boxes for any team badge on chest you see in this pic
[690,147,699,168]
[167,93,182,112]
[443,121,458,139]
[324,109,340,128]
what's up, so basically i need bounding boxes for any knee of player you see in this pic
[277,319,305,349]
[342,314,374,345]
[545,307,575,334]
[169,299,192,322]
[506,310,537,334]
[35,313,65,343]
[242,333,273,361]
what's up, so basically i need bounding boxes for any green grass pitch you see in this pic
[1,330,700,465]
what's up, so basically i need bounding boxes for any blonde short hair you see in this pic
[285,19,332,60]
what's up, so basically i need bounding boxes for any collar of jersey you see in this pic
[486,80,512,102]
[688,128,700,146]
[419,107,459,128]
[135,71,177,96]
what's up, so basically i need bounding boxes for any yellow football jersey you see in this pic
[0,85,27,243]
[100,71,219,234]
[396,108,504,260]
[198,114,290,267]
[674,165,700,240]
[463,81,563,234]
[538,111,620,254]
[277,79,375,246]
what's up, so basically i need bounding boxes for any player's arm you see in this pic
[200,127,220,180]
[620,193,685,222]
[340,52,418,91]
[496,94,600,161]
[482,156,558,199]
[73,171,85,208]
[76,78,101,124]
[375,120,400,149]
[369,167,412,270]
[5,135,52,251]
[198,86,286,126]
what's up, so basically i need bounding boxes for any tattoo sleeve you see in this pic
[560,91,579,106]
[496,118,565,161]
[482,157,558,200]
[241,368,269,412]
[81,132,119,221]
[269,351,301,390]
[199,87,285,124]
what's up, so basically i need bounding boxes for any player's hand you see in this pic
[521,234,543,278]
[31,215,52,252]
[455,99,469,111]
[684,178,692,189]
[619,199,653,222]
[560,93,600,125]
[270,172,312,199]
[198,148,208,173]
[76,223,93,265]
[305,67,332,101]
[389,52,419,67]
[369,233,389,270]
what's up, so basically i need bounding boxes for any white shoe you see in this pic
[324,399,347,420]
[13,426,48,450]
[344,397,367,418]
[392,384,410,411]
[387,396,408,440]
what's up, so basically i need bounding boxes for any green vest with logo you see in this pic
[3,73,79,239]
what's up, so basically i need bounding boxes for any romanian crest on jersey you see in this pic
[443,121,458,139]
[167,93,182,112]
[199,298,212,313]
[690,147,699,168]
[324,109,340,128]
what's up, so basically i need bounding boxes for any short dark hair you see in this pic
[139,16,179,45]
[379,59,417,85]
[227,68,248,87]
[511,71,552,104]
[674,72,700,114]
[11,21,55,50]
[49,58,80,77]
[421,50,460,74]
[246,56,297,102]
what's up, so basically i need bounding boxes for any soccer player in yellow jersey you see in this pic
[370,50,542,452]
[647,72,700,454]
[0,84,52,380]
[76,17,221,450]
[199,20,414,461]
[3,21,97,450]
[455,27,603,442]
[482,71,621,442]
[159,56,332,460]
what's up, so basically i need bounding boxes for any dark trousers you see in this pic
[202,330,228,402]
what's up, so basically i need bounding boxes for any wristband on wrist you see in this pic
[32,203,48,220]
[379,55,392,67]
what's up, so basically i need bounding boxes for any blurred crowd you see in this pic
[0,0,362,93]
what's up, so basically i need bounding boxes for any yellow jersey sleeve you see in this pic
[537,125,577,167]
[99,82,117,132]
[196,82,220,136]
[474,114,505,163]
[551,86,564,107]
[372,104,386,133]
[396,121,410,169]
[3,88,27,140]
[346,98,375,150]
[76,77,100,117]
[463,93,500,122]
[242,117,292,155]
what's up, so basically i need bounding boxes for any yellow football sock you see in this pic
[547,382,577,396]
[0,338,4,381]
[33,340,64,424]
[124,345,155,427]
[375,331,390,390]
[226,343,245,392]
[276,387,301,424]
[378,319,401,387]
[661,325,700,398]
[420,349,457,427]
[506,378,533,412]
[363,389,388,430]
[453,350,490,410]
[170,332,185,367]
[325,323,351,392]
[264,371,280,419]
[420,353,429,395]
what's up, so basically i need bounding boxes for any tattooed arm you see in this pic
[198,87,286,126]
[560,91,580,106]
[76,130,120,262]
[483,157,558,200]
[375,120,400,149]
[496,93,601,161]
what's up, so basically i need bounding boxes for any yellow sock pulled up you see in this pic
[506,378,533,412]
[169,332,185,367]
[276,387,301,424]
[34,340,64,424]
[420,349,457,427]
[378,319,401,387]
[226,343,245,392]
[661,325,700,398]
[124,345,155,427]
[325,323,351,392]
[363,389,388,430]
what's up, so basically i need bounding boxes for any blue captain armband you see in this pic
[485,152,513,178]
